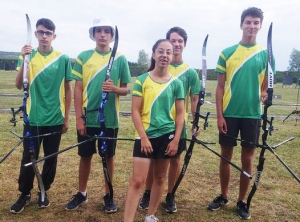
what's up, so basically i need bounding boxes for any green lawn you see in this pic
[0,70,299,222]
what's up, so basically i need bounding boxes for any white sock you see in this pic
[80,191,87,196]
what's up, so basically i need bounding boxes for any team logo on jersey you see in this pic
[144,85,153,90]
[255,55,261,61]
[169,134,174,139]
[52,64,58,69]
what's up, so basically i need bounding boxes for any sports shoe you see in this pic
[139,190,151,210]
[165,193,177,213]
[37,191,50,208]
[103,193,117,213]
[237,200,251,220]
[65,192,88,210]
[207,194,229,211]
[144,215,159,222]
[10,193,31,213]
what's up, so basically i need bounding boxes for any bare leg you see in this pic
[220,146,234,198]
[145,160,154,190]
[124,157,151,222]
[147,159,170,215]
[78,156,92,192]
[167,156,180,193]
[238,147,255,201]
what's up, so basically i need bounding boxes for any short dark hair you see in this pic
[166,26,188,45]
[148,39,172,72]
[36,18,56,32]
[241,7,264,25]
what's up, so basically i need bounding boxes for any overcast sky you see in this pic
[1,0,299,71]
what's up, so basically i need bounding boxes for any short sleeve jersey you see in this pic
[216,43,271,119]
[169,62,200,121]
[132,72,184,138]
[16,48,72,126]
[71,49,131,128]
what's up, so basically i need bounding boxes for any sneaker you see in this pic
[37,191,50,208]
[139,190,151,210]
[207,194,229,211]
[103,193,117,213]
[65,192,88,210]
[10,193,31,213]
[144,215,159,222]
[165,193,177,213]
[237,201,251,220]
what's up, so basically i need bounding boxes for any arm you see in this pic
[261,75,268,103]
[131,96,152,155]
[74,80,85,135]
[62,81,72,133]
[102,80,129,96]
[15,45,32,89]
[165,99,185,156]
[215,73,227,134]
[190,94,200,136]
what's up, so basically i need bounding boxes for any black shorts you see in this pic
[133,132,185,159]
[219,118,260,148]
[77,127,118,158]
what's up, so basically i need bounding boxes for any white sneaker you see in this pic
[144,215,159,222]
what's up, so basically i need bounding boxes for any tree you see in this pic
[288,48,300,73]
[137,49,149,74]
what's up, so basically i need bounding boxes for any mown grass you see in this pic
[0,71,299,222]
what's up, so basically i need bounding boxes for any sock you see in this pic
[80,191,87,196]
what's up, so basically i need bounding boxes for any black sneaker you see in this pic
[207,194,229,211]
[65,192,88,210]
[237,201,251,220]
[165,193,177,213]
[139,190,151,210]
[10,193,31,213]
[37,191,50,209]
[103,193,117,213]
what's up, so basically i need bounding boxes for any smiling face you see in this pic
[240,16,261,44]
[152,40,173,69]
[169,32,185,56]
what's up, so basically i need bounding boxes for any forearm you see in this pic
[174,100,185,142]
[74,82,83,120]
[15,63,24,89]
[190,94,199,120]
[174,114,184,142]
[114,86,129,96]
[64,81,72,120]
[215,88,224,119]
[132,110,147,139]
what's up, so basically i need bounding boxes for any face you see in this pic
[169,32,185,56]
[94,26,113,46]
[35,25,56,47]
[240,16,261,39]
[152,41,173,68]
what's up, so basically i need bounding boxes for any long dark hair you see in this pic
[147,39,172,72]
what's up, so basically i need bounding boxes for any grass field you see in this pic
[0,71,299,222]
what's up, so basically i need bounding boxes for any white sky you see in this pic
[1,0,299,71]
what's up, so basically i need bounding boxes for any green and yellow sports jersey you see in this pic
[169,62,200,137]
[16,48,72,126]
[71,49,131,128]
[216,42,275,119]
[132,72,184,138]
